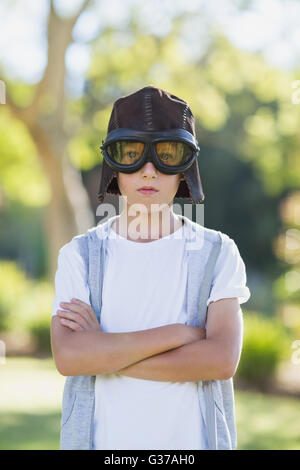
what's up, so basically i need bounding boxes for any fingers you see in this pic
[73,299,96,320]
[57,299,101,332]
[59,299,95,321]
[59,317,84,331]
[57,309,90,329]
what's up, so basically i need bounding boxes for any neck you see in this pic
[113,204,183,243]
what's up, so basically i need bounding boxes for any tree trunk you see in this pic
[30,124,94,279]
[5,0,95,279]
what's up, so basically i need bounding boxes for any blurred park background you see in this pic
[1,0,300,450]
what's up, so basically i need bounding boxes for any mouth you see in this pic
[137,187,159,195]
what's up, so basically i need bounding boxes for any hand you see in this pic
[56,298,102,332]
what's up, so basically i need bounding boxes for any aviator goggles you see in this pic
[100,128,200,175]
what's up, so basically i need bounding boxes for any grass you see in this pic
[235,388,300,450]
[0,357,65,450]
[1,357,300,450]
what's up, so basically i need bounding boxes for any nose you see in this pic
[141,161,157,177]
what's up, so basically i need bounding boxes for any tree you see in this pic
[4,0,95,278]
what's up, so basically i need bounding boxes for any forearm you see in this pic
[60,323,187,376]
[116,338,231,382]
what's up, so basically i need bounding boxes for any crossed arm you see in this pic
[51,297,243,382]
[115,298,243,381]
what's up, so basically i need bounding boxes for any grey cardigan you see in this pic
[59,214,237,450]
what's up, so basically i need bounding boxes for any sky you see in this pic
[0,0,299,94]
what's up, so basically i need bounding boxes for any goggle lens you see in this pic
[155,141,193,166]
[107,141,144,165]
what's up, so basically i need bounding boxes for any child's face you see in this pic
[116,162,184,211]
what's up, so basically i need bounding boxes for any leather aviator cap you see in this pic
[97,85,205,205]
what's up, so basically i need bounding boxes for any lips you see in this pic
[138,187,159,195]
[138,187,158,191]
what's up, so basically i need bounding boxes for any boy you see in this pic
[50,85,250,450]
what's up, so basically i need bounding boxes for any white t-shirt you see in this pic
[51,223,250,450]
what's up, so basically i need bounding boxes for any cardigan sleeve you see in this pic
[51,239,91,317]
[206,235,251,307]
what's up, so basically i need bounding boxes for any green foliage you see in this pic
[0,202,47,278]
[0,261,53,353]
[237,312,292,386]
[68,125,102,170]
[8,81,36,108]
[0,261,29,331]
[0,109,50,206]
[273,267,300,303]
[29,320,52,355]
[20,281,54,354]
